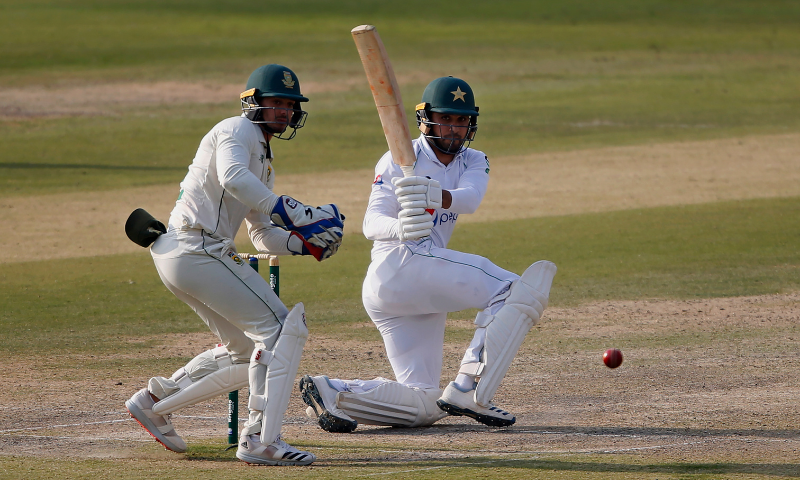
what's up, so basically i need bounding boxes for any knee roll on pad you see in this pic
[336,381,447,427]
[462,260,557,408]
[151,345,249,415]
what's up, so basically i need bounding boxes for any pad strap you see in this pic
[251,348,273,366]
[249,394,267,411]
[458,362,484,377]
[172,368,193,389]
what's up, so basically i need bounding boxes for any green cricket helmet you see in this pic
[415,76,479,154]
[240,64,309,140]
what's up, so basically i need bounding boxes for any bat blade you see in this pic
[351,24,415,177]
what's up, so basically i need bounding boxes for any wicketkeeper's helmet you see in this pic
[415,76,479,154]
[241,64,309,140]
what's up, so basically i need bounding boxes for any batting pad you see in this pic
[260,303,309,443]
[151,346,249,415]
[474,260,557,407]
[336,381,446,427]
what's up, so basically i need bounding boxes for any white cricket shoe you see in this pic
[436,381,516,427]
[298,375,358,433]
[125,388,187,452]
[236,434,316,466]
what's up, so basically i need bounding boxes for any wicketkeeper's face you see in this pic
[258,97,296,132]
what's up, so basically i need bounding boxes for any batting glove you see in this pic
[393,176,442,210]
[398,207,434,241]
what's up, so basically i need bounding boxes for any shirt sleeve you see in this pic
[216,124,281,215]
[362,154,402,241]
[447,151,490,214]
[245,211,292,255]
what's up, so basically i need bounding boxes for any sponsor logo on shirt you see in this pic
[433,212,458,226]
[373,174,383,185]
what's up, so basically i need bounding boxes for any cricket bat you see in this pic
[351,25,416,177]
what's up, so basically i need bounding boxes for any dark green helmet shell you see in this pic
[244,64,309,103]
[420,76,478,117]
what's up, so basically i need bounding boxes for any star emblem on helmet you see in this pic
[451,86,467,102]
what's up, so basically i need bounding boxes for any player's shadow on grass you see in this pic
[310,424,800,476]
[318,456,800,477]
[347,423,800,441]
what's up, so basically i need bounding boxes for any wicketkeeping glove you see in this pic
[287,229,342,261]
[272,196,345,261]
[398,207,434,241]
[393,176,442,210]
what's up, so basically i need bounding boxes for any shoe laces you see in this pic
[273,434,290,448]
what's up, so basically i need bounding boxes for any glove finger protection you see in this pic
[393,176,442,210]
[304,222,344,249]
[271,196,345,256]
[288,227,343,262]
[397,193,430,210]
[398,208,434,241]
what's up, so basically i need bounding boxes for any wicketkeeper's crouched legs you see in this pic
[126,344,250,453]
[236,303,315,466]
[437,260,557,426]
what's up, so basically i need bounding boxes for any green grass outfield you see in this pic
[2,1,800,478]
[2,0,800,196]
[3,196,798,356]
[5,450,800,480]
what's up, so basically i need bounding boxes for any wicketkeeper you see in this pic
[124,64,344,466]
[299,76,556,432]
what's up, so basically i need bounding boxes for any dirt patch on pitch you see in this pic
[2,293,799,469]
[3,132,800,264]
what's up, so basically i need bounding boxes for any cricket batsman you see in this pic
[299,76,556,432]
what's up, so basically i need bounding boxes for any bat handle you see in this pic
[400,165,415,177]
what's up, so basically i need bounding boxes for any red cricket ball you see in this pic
[603,348,623,369]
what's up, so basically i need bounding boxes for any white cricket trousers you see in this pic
[150,229,287,361]
[362,240,519,389]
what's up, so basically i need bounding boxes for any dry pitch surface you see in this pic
[2,293,800,472]
[2,85,800,473]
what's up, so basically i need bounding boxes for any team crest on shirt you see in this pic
[227,251,244,266]
[373,175,383,185]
